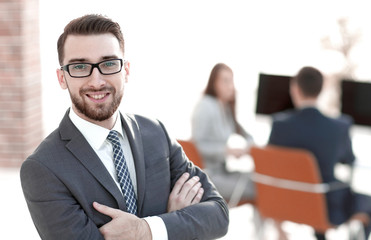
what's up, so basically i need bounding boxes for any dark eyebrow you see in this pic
[67,58,87,64]
[101,55,120,60]
[67,55,119,64]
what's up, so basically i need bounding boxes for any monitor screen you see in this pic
[255,73,294,115]
[341,80,371,126]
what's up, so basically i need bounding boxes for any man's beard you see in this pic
[69,86,123,121]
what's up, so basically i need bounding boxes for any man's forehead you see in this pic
[63,33,123,63]
[64,33,120,49]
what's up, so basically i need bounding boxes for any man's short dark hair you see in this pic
[57,14,125,65]
[292,66,323,97]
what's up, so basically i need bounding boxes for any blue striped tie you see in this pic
[107,130,137,215]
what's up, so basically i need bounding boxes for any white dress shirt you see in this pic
[69,108,168,240]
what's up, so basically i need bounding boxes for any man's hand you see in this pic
[167,172,204,212]
[93,202,151,240]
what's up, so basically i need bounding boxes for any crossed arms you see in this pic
[94,172,204,240]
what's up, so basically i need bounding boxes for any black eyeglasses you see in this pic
[61,59,124,78]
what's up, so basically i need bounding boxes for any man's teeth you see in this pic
[90,94,106,100]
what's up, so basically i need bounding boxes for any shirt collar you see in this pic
[69,108,124,150]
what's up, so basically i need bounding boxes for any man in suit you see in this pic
[268,66,371,240]
[20,14,229,240]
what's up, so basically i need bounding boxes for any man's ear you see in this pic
[56,68,68,89]
[290,81,300,107]
[124,61,130,83]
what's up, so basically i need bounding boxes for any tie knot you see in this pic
[107,130,120,146]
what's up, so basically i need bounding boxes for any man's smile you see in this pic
[86,92,110,102]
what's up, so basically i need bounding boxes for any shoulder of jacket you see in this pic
[272,110,295,122]
[122,113,162,128]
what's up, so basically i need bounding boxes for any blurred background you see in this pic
[1,0,371,239]
[39,0,371,142]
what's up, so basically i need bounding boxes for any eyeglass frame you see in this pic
[60,58,125,78]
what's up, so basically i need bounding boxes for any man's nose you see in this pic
[87,67,105,87]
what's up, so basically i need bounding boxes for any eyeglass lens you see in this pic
[66,59,122,78]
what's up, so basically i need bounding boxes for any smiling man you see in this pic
[20,14,228,240]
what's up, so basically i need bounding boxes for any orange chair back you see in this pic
[250,145,334,233]
[177,140,204,169]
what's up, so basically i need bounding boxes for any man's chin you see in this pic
[71,96,120,122]
[85,111,113,122]
[75,107,114,122]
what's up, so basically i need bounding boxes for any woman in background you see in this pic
[191,63,255,203]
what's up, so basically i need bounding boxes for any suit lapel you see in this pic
[59,110,127,211]
[121,113,146,216]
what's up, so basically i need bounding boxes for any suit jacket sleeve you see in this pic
[337,117,355,165]
[132,116,229,240]
[268,118,282,145]
[160,139,229,239]
[20,115,113,240]
[21,155,104,240]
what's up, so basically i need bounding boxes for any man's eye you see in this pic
[103,61,116,67]
[72,64,87,70]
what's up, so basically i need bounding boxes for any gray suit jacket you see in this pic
[20,110,229,240]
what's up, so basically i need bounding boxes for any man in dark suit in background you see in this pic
[20,14,229,240]
[268,66,371,240]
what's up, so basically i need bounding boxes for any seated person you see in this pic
[268,66,371,240]
[191,63,255,203]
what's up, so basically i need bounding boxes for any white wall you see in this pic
[39,0,371,151]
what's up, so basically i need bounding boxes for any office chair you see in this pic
[250,145,363,239]
[177,139,204,169]
[177,139,255,207]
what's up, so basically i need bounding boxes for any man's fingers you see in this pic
[93,202,120,218]
[167,173,204,212]
[178,176,200,199]
[191,187,204,204]
[184,181,202,202]
[171,172,190,195]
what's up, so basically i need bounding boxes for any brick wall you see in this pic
[0,0,42,167]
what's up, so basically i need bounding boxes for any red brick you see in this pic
[0,0,42,167]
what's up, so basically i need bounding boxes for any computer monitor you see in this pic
[341,79,371,126]
[255,73,294,115]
